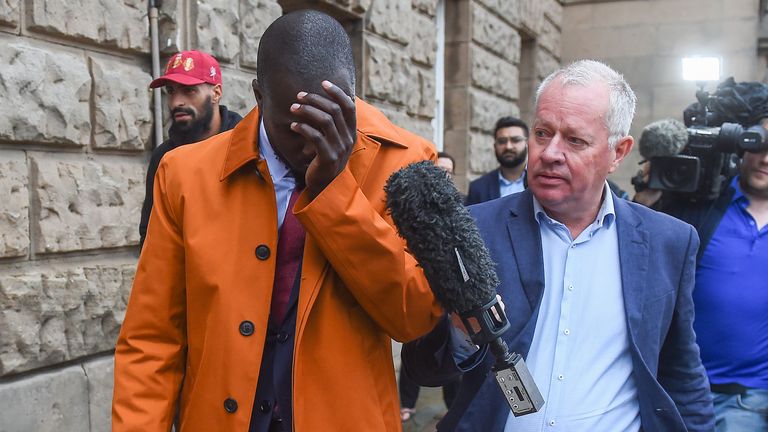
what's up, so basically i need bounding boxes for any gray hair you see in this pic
[534,60,636,149]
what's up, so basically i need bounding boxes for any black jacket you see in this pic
[139,105,243,249]
[465,169,503,205]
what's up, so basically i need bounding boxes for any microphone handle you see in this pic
[489,337,515,369]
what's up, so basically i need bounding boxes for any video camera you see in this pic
[634,80,768,201]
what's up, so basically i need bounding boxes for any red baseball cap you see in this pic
[149,50,223,89]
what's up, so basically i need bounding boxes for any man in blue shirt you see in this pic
[402,60,715,431]
[666,146,768,431]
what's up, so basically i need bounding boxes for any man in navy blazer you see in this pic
[402,60,714,431]
[465,116,529,205]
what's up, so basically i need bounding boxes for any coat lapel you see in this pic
[505,190,545,312]
[615,198,650,345]
[219,108,261,181]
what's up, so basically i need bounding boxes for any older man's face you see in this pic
[528,79,632,217]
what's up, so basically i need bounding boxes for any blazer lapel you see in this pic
[505,190,545,311]
[615,198,650,345]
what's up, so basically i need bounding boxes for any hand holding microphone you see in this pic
[385,161,544,417]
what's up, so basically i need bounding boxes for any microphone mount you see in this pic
[458,290,544,416]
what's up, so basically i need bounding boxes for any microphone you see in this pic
[638,118,688,160]
[385,161,544,417]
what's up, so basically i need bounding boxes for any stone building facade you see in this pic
[444,0,563,190]
[0,1,561,430]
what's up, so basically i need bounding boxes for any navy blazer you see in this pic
[402,189,715,432]
[465,169,501,205]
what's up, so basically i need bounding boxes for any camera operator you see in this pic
[655,78,768,430]
[665,133,768,431]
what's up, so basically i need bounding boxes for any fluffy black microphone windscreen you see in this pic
[638,118,689,160]
[385,161,500,314]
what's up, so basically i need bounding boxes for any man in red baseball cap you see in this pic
[140,50,243,248]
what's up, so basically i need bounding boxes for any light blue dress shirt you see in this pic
[499,170,526,197]
[259,119,297,230]
[504,183,640,432]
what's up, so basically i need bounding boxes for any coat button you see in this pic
[224,398,238,413]
[259,400,272,413]
[239,320,254,336]
[276,331,289,343]
[255,245,271,260]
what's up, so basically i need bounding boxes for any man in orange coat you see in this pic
[112,10,443,432]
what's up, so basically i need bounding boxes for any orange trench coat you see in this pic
[113,99,444,432]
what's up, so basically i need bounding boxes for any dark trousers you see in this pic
[398,366,460,409]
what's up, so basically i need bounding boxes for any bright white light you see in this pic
[682,57,721,82]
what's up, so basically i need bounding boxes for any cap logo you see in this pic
[210,66,217,78]
[184,57,195,71]
[171,54,183,70]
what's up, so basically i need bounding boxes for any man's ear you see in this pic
[212,84,222,104]
[608,135,634,174]
[252,79,263,105]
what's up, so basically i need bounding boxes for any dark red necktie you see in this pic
[270,187,306,325]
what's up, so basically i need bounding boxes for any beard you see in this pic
[168,96,215,145]
[497,147,527,169]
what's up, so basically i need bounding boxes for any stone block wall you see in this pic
[0,1,555,429]
[561,0,761,191]
[443,0,562,190]
[1,1,154,429]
